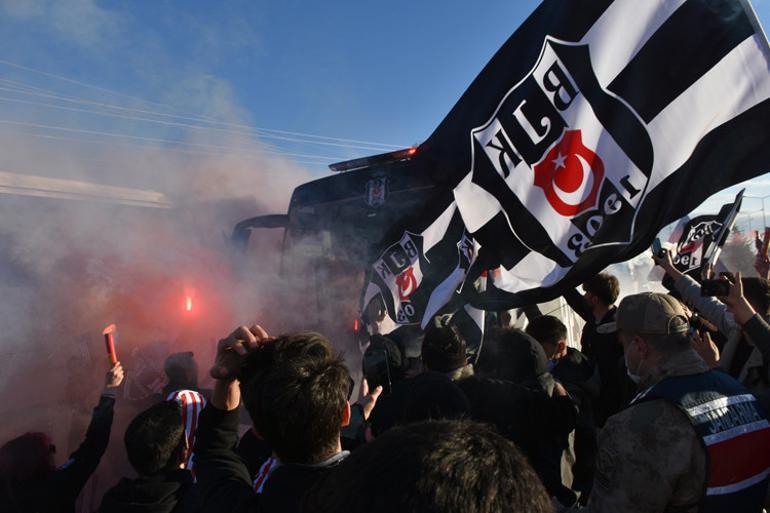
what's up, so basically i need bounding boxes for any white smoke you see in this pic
[0,10,341,506]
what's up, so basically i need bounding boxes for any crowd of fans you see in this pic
[3,251,770,513]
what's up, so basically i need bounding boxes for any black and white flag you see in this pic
[360,195,485,347]
[362,0,770,327]
[671,204,735,276]
[657,190,742,290]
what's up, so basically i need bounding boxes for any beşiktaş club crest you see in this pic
[469,36,653,266]
[675,218,722,274]
[372,223,475,326]
[365,176,388,208]
[373,231,424,324]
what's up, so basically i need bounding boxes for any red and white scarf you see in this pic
[253,456,281,493]
[167,389,207,470]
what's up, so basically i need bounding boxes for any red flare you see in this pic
[103,324,118,365]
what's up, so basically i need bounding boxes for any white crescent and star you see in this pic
[553,153,595,206]
[552,152,567,170]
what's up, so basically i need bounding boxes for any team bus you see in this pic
[230,147,586,357]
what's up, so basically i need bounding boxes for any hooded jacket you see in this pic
[98,470,199,513]
[551,347,601,496]
[478,329,556,392]
[467,329,578,506]
[0,393,115,513]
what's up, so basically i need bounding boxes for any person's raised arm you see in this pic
[691,330,720,369]
[720,272,755,324]
[652,250,685,284]
[51,361,124,503]
[194,325,271,513]
[563,288,592,323]
[652,251,738,337]
[720,272,770,363]
[209,325,267,411]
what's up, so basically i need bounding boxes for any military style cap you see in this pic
[616,292,689,335]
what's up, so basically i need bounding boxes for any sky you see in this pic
[0,0,769,225]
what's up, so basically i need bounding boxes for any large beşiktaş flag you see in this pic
[362,0,770,331]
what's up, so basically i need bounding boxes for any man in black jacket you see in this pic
[0,362,124,513]
[193,326,352,513]
[98,400,200,513]
[304,420,553,513]
[567,272,628,426]
[461,328,577,508]
[527,315,600,502]
[368,319,472,436]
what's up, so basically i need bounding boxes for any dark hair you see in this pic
[0,432,54,483]
[742,277,770,316]
[526,315,567,348]
[0,432,55,513]
[401,372,471,426]
[421,321,467,373]
[304,419,552,513]
[239,332,350,464]
[164,351,198,385]
[475,328,548,384]
[583,272,620,306]
[124,401,185,476]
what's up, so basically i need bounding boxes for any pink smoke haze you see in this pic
[0,97,317,508]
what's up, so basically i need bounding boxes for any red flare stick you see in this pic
[103,324,118,365]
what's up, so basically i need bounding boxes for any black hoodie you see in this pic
[472,329,578,506]
[551,347,601,498]
[97,470,200,513]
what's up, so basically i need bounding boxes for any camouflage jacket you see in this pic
[587,349,709,513]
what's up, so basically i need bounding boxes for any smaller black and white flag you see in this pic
[360,196,486,354]
[671,204,734,276]
[360,198,478,327]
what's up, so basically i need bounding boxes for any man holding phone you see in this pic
[588,291,770,513]
[653,251,770,408]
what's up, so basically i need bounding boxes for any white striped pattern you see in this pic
[703,420,770,445]
[707,467,770,495]
[580,0,689,88]
[685,394,755,418]
[453,0,770,300]
[646,34,770,192]
[167,389,207,470]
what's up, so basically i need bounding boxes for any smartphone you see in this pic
[362,346,393,395]
[701,279,730,296]
[651,237,663,258]
[689,313,704,337]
